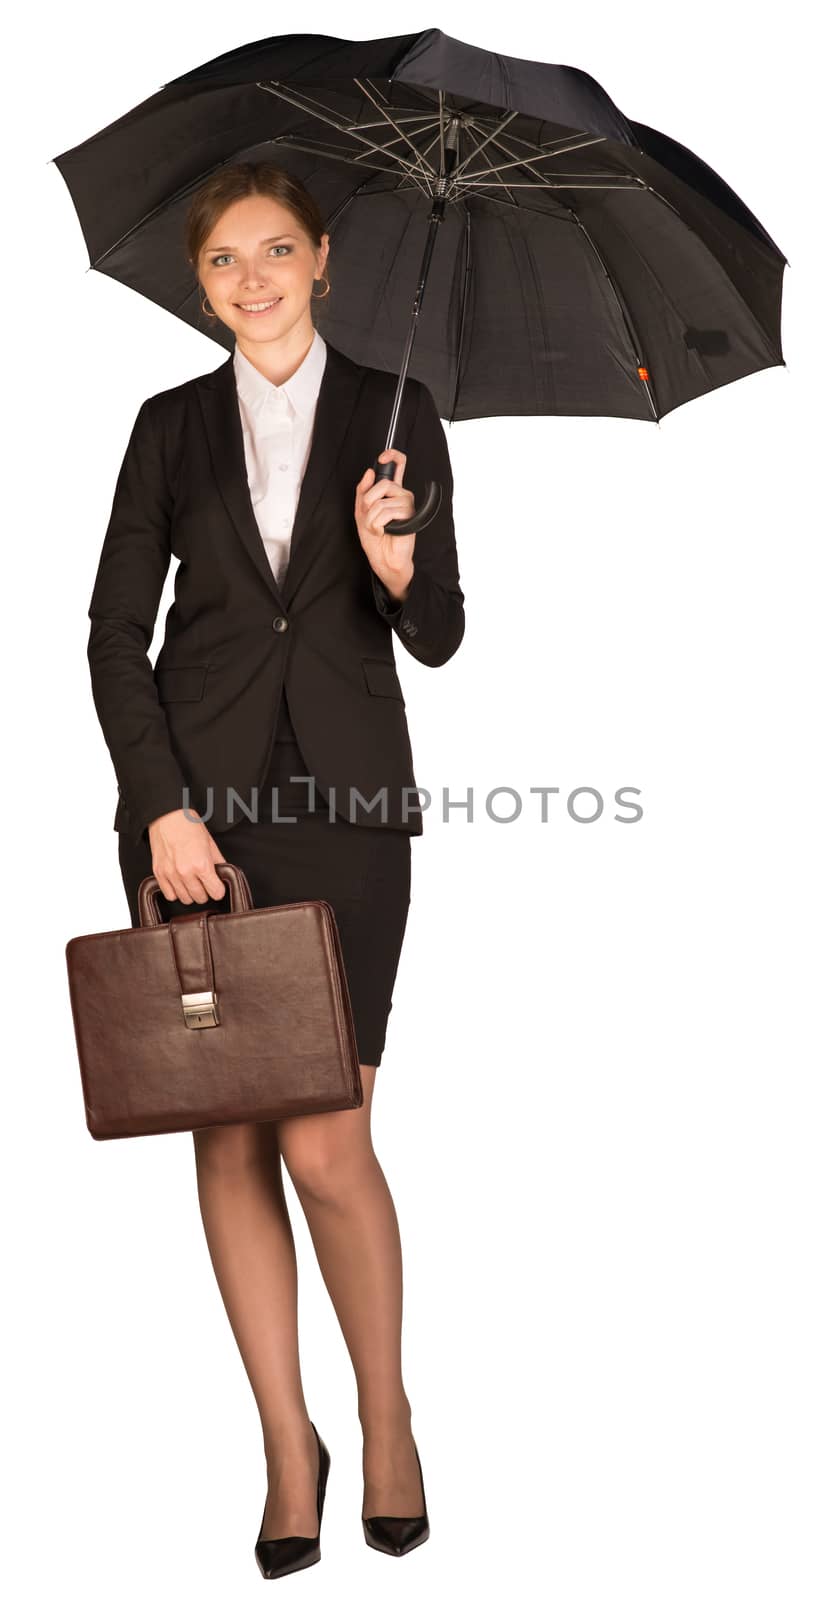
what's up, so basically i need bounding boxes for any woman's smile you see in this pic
[234,297,283,316]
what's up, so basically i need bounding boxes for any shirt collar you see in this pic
[233,329,327,420]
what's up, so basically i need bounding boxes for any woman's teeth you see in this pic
[237,299,282,315]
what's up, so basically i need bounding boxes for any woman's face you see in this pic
[197,194,329,350]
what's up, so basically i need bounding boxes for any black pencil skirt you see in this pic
[117,688,412,1066]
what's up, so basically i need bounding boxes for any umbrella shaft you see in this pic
[385,194,448,449]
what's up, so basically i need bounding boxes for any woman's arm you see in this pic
[87,397,189,845]
[370,381,465,668]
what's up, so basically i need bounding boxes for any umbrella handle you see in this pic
[372,457,441,535]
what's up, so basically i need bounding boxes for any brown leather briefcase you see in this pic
[65,862,362,1139]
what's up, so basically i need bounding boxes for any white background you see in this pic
[4,4,814,1596]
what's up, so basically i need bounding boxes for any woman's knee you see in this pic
[276,1118,376,1202]
[192,1118,279,1179]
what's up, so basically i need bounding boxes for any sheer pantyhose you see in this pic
[191,1063,425,1538]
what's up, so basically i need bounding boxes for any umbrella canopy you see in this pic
[53,27,787,425]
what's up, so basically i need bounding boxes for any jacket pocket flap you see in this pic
[155,665,208,702]
[361,657,404,701]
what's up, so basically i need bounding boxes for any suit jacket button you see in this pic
[272,616,289,632]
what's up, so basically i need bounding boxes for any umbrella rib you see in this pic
[254,80,431,191]
[472,119,648,201]
[454,136,611,188]
[351,113,448,127]
[452,122,646,203]
[447,121,645,201]
[572,213,658,421]
[451,178,646,196]
[466,182,645,189]
[447,108,522,185]
[272,126,439,184]
[352,77,442,185]
[470,120,607,164]
[345,114,442,178]
[321,170,398,231]
[273,133,400,166]
[270,137,430,190]
[254,65,441,138]
[444,188,577,221]
[449,201,473,423]
[481,122,611,160]
[459,122,519,208]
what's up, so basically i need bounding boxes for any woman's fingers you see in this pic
[355,463,415,538]
[152,825,228,904]
[369,494,414,531]
[356,450,406,506]
[155,871,190,904]
[372,448,406,487]
[157,870,206,905]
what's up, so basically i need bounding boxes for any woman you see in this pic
[86,161,465,1578]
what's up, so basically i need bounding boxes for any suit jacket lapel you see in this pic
[196,338,367,610]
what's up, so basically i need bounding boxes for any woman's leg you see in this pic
[191,1118,320,1539]
[275,1064,425,1518]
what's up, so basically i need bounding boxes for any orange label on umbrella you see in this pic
[638,366,650,380]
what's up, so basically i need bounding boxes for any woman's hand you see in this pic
[355,449,416,602]
[148,809,228,904]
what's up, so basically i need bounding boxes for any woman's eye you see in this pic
[210,245,290,267]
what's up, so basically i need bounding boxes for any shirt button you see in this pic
[272,616,289,633]
[278,463,289,472]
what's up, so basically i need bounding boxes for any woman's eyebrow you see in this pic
[206,234,296,250]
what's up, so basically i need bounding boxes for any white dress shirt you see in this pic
[233,329,328,587]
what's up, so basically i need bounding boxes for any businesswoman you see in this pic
[86,162,464,1579]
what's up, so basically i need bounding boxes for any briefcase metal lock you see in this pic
[181,990,220,1029]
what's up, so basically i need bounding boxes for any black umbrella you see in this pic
[52,27,788,534]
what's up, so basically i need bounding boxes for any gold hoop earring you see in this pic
[200,294,216,319]
[312,276,330,300]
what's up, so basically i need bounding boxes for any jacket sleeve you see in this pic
[87,397,189,845]
[370,379,465,667]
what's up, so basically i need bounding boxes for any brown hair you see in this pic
[185,161,330,310]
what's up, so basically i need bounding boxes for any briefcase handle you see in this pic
[137,861,255,928]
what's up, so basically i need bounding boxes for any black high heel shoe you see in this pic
[361,1441,430,1557]
[255,1421,330,1580]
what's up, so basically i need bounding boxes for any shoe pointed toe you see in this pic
[361,1512,429,1556]
[254,1534,321,1579]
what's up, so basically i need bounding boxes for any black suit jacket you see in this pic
[87,338,465,846]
